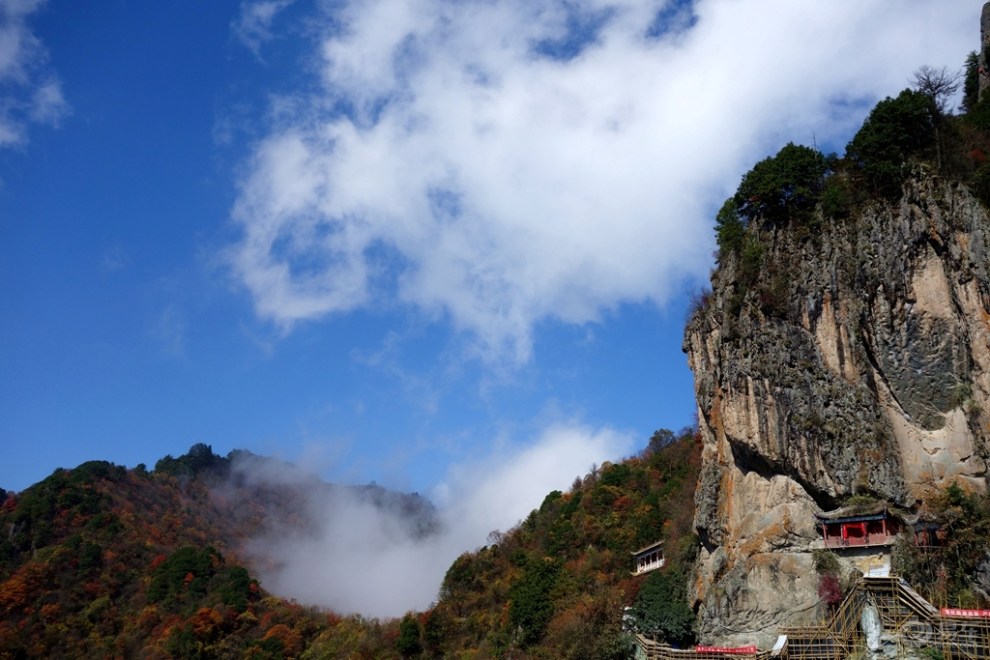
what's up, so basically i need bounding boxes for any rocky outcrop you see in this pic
[981,2,990,102]
[684,171,990,647]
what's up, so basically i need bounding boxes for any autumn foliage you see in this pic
[0,433,701,659]
[428,428,702,657]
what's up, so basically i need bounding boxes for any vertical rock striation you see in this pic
[981,2,990,102]
[684,171,990,647]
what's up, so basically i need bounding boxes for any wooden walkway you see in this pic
[633,636,770,659]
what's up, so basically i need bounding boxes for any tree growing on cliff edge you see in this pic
[714,143,828,259]
[963,52,980,113]
[846,89,936,198]
[733,142,828,227]
[911,65,961,115]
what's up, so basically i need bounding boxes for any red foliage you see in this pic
[818,574,843,606]
[82,580,102,597]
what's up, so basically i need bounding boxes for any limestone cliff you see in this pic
[683,170,990,647]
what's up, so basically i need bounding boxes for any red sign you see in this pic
[695,645,758,654]
[941,608,990,618]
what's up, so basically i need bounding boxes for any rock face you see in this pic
[684,171,990,647]
[982,3,990,102]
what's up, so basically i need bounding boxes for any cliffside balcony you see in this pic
[631,540,665,576]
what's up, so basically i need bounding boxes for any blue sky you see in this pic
[0,0,978,508]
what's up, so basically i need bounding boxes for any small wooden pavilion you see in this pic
[631,540,665,576]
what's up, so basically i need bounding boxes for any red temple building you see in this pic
[816,505,902,549]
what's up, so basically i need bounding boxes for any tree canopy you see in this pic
[845,89,936,197]
[734,142,828,226]
[629,567,696,647]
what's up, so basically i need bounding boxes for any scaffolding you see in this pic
[779,576,990,659]
[632,576,990,659]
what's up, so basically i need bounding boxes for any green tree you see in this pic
[508,556,561,646]
[645,429,676,455]
[962,52,979,113]
[846,89,936,197]
[397,614,423,658]
[147,546,222,611]
[218,565,254,612]
[715,198,745,255]
[734,142,828,225]
[422,609,445,658]
[154,443,228,479]
[629,568,695,647]
[165,625,202,659]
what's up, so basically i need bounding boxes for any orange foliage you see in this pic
[263,623,303,656]
[39,603,60,622]
[138,605,161,632]
[0,561,46,614]
[191,607,224,639]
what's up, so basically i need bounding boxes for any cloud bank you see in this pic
[241,422,634,618]
[227,0,974,361]
[0,0,67,146]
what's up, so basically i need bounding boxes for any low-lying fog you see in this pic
[227,423,633,618]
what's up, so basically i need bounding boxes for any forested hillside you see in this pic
[409,428,701,658]
[0,447,426,658]
[0,432,700,659]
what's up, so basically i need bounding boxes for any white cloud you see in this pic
[227,0,976,361]
[232,0,296,56]
[243,422,634,617]
[0,0,68,146]
[28,78,63,123]
[438,423,635,531]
